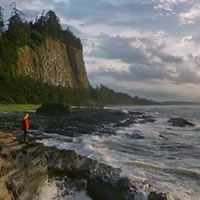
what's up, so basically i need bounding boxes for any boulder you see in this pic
[168,118,195,127]
[36,103,72,116]
[148,191,172,200]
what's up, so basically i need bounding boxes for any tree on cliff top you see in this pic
[45,10,62,38]
[0,7,4,34]
[61,28,82,49]
[6,3,31,48]
[34,10,82,49]
[34,10,61,38]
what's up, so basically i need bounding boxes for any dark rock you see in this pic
[125,133,145,140]
[145,117,156,123]
[36,103,72,116]
[129,112,145,116]
[148,191,172,200]
[139,118,156,124]
[168,118,195,127]
[6,146,48,200]
[45,148,142,200]
[30,122,40,130]
[71,179,87,192]
[159,134,168,140]
[115,120,136,127]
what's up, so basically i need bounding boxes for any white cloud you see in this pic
[154,0,200,25]
[85,57,131,74]
[84,24,200,100]
[179,3,200,24]
[1,0,44,10]
[154,0,188,11]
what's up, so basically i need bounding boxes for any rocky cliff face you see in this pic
[16,38,89,88]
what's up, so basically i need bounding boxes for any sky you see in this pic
[1,0,200,101]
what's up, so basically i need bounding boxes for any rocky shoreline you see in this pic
[0,128,172,200]
[0,108,196,200]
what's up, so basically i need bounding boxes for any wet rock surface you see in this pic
[168,118,195,127]
[0,108,156,138]
[0,109,176,200]
[0,131,48,200]
[0,129,171,200]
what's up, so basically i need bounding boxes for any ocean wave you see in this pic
[35,105,200,200]
[33,179,92,200]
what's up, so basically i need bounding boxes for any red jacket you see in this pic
[23,118,30,130]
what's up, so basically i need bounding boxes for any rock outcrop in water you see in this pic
[0,130,172,200]
[168,118,195,127]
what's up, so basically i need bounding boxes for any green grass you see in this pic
[0,104,40,112]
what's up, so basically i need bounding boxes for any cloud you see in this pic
[54,0,115,21]
[154,0,200,26]
[90,35,150,65]
[154,0,188,11]
[87,34,189,82]
[85,31,200,102]
[53,0,178,33]
[89,65,168,82]
[179,3,200,24]
[1,0,55,20]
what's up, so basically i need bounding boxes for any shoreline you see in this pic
[1,104,200,113]
[0,129,171,200]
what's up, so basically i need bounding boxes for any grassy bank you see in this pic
[0,104,40,112]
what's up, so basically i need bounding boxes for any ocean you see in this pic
[7,105,200,200]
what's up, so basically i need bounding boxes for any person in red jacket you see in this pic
[23,113,30,142]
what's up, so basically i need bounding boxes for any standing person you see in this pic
[23,113,30,142]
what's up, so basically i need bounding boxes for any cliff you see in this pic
[16,38,89,88]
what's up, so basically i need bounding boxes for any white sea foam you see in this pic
[65,191,92,200]
[37,129,200,200]
[122,109,129,114]
[36,106,200,200]
[33,179,92,200]
[33,180,58,200]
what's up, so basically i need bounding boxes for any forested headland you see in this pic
[0,4,156,106]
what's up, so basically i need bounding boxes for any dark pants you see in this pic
[24,129,27,142]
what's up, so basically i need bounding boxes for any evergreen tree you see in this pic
[0,7,4,35]
[34,10,62,38]
[45,10,62,38]
[61,28,82,49]
[7,3,31,48]
[33,10,47,35]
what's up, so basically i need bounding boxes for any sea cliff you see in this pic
[17,38,89,88]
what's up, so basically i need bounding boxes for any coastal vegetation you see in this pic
[0,104,40,112]
[0,5,155,106]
